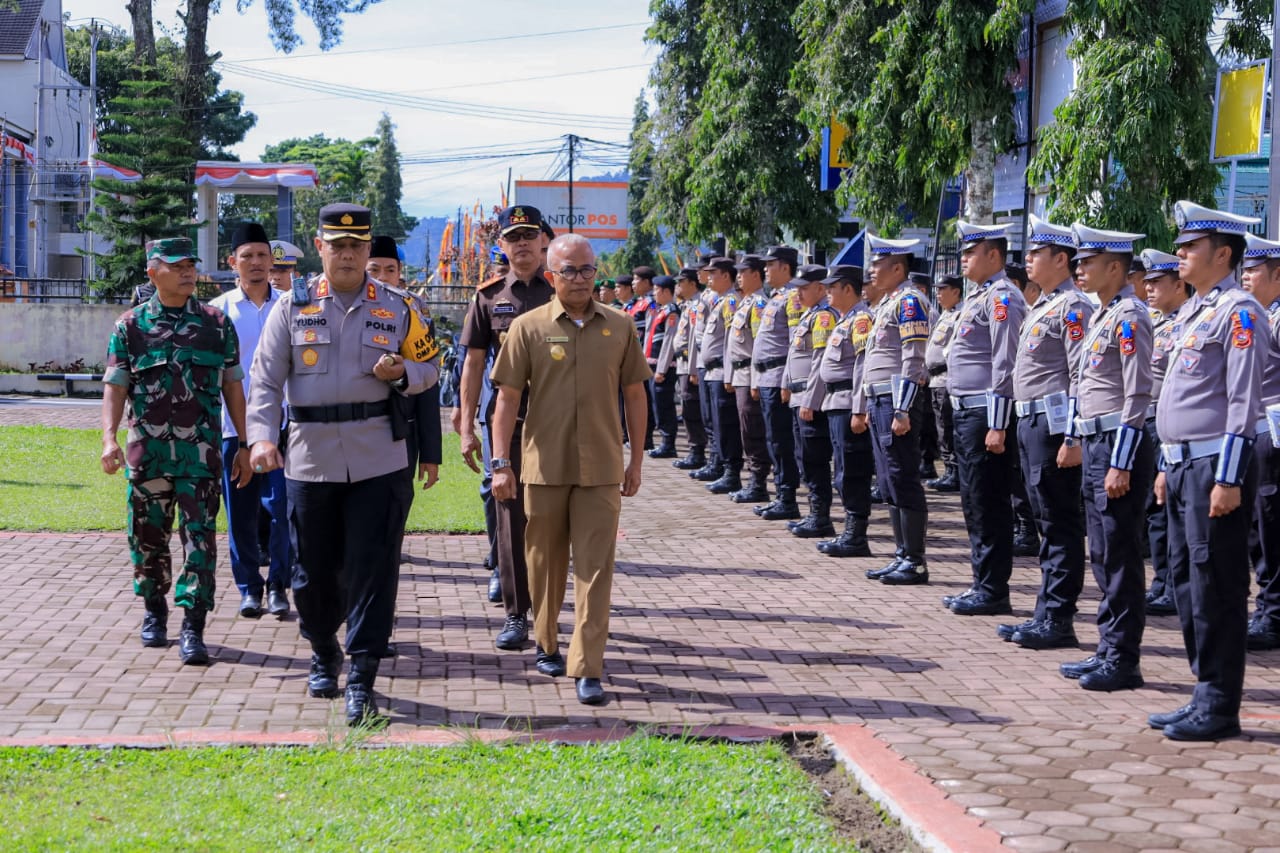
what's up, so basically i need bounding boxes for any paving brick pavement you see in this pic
[2,396,1280,850]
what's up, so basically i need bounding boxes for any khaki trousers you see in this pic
[523,483,622,678]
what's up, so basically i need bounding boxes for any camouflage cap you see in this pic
[146,237,200,263]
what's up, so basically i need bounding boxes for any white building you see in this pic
[0,0,94,282]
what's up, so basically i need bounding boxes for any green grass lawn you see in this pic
[0,739,856,851]
[0,426,485,534]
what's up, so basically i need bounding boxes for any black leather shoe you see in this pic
[881,563,929,585]
[866,558,903,579]
[1148,703,1196,730]
[308,647,344,698]
[1247,617,1280,650]
[1145,594,1177,616]
[690,464,722,481]
[673,450,706,470]
[730,485,769,503]
[1012,620,1079,650]
[486,568,502,603]
[140,599,168,648]
[949,592,1012,616]
[495,613,529,650]
[759,501,801,520]
[997,618,1038,642]
[753,500,776,516]
[1079,660,1144,692]
[1059,655,1104,680]
[178,611,209,666]
[927,471,959,492]
[267,584,290,617]
[706,472,742,494]
[942,588,977,608]
[1163,711,1242,741]
[648,444,678,459]
[535,645,566,677]
[790,517,836,539]
[575,677,607,706]
[1012,527,1040,558]
[822,537,873,558]
[239,590,264,619]
[344,685,384,727]
[918,460,937,480]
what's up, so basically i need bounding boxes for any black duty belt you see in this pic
[731,358,752,371]
[754,356,787,372]
[826,380,853,392]
[288,401,390,423]
[788,381,807,392]
[703,358,724,370]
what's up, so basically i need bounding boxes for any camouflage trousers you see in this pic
[127,476,221,611]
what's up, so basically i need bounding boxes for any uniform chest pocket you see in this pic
[361,327,401,374]
[187,348,225,394]
[793,330,808,349]
[731,313,747,330]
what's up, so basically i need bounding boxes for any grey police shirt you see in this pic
[1013,279,1095,402]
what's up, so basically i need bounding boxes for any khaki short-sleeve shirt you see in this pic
[490,297,652,486]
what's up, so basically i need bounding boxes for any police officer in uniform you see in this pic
[700,258,743,494]
[247,204,439,725]
[925,275,963,491]
[752,246,804,520]
[1240,233,1280,650]
[945,222,1028,615]
[268,240,304,292]
[817,265,875,558]
[670,268,708,470]
[628,266,658,451]
[690,258,724,483]
[1059,223,1154,692]
[998,215,1093,650]
[726,255,772,503]
[1140,248,1188,616]
[782,265,840,537]
[853,235,932,584]
[457,206,554,652]
[646,274,682,458]
[1149,201,1270,741]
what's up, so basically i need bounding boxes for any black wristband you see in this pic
[238,439,248,450]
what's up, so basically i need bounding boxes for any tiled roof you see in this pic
[0,0,41,58]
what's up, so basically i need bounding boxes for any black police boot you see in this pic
[918,459,937,480]
[1247,614,1280,650]
[882,510,928,584]
[997,618,1039,642]
[1058,655,1105,680]
[345,654,384,727]
[730,474,770,503]
[1162,710,1241,742]
[648,437,678,459]
[1145,591,1177,616]
[691,459,724,481]
[790,495,836,539]
[673,446,706,470]
[1012,618,1079,650]
[308,636,344,699]
[823,513,873,558]
[706,466,742,495]
[1012,519,1040,557]
[866,509,905,578]
[178,608,210,666]
[949,591,1012,616]
[927,464,959,492]
[140,597,169,648]
[760,487,801,520]
[1079,659,1144,692]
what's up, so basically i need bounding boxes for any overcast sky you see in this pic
[63,0,654,217]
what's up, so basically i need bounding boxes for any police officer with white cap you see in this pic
[247,203,440,726]
[690,256,725,483]
[924,274,964,491]
[752,246,804,520]
[670,268,708,471]
[997,215,1094,650]
[944,221,1028,615]
[852,234,933,584]
[1140,248,1189,617]
[700,257,743,494]
[726,255,773,503]
[1057,222,1154,692]
[1149,200,1270,741]
[1240,232,1280,651]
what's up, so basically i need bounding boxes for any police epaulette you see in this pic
[478,275,505,291]
[383,283,412,300]
[290,278,311,305]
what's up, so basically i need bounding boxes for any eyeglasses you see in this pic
[553,266,598,281]
[503,228,541,243]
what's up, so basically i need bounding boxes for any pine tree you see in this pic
[365,113,415,240]
[616,94,660,270]
[85,77,195,297]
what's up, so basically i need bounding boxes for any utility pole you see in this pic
[565,133,576,233]
[84,20,98,281]
[1270,0,1280,238]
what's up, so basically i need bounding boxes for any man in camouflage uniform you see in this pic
[101,237,250,666]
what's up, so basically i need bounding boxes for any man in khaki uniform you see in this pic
[490,234,651,707]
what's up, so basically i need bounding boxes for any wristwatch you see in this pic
[1063,437,1078,448]
[491,458,513,471]
[237,439,249,450]
[893,410,909,421]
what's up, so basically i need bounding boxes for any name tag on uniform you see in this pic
[545,336,569,343]
[1043,391,1070,435]
[493,302,516,315]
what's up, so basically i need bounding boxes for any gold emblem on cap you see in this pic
[273,245,285,259]
[550,344,565,361]
[301,348,319,367]
[340,214,354,225]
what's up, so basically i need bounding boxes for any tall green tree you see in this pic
[364,113,416,240]
[617,94,660,270]
[85,78,195,297]
[1021,0,1267,239]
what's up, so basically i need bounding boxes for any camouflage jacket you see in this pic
[103,294,242,481]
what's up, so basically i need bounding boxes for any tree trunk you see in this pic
[178,0,213,160]
[965,116,996,224]
[125,0,155,66]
